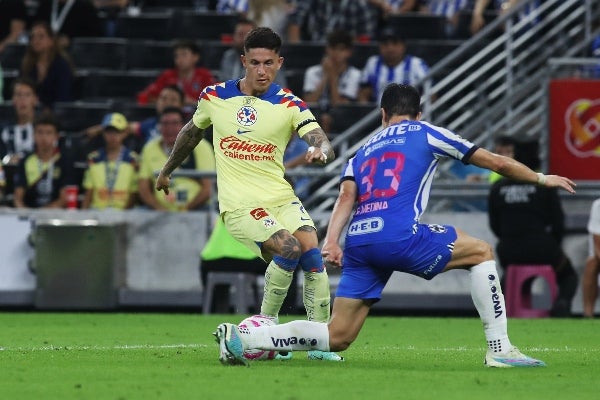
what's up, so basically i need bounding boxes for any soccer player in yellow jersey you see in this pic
[156,27,341,361]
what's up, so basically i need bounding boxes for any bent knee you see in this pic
[329,335,353,352]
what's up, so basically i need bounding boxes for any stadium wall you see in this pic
[0,209,593,315]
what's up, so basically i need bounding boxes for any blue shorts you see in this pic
[336,224,457,301]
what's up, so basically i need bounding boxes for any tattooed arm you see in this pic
[155,120,205,194]
[302,127,336,165]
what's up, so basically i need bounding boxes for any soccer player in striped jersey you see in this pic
[156,27,341,361]
[214,83,576,368]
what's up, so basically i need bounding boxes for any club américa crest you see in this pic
[237,105,258,126]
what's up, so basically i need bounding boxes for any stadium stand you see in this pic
[381,14,448,40]
[0,43,26,70]
[169,11,238,40]
[70,38,128,70]
[53,101,112,133]
[114,12,173,40]
[78,70,160,103]
[125,40,174,70]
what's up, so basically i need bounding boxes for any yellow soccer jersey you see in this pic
[139,137,215,211]
[192,80,320,212]
[83,148,139,209]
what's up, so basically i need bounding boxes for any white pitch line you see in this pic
[0,343,209,352]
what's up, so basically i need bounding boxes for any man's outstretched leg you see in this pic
[469,260,546,367]
[299,248,344,361]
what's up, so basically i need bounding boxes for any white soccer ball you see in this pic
[238,314,278,361]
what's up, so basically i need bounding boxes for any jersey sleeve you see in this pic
[422,121,477,162]
[589,199,600,235]
[192,87,214,130]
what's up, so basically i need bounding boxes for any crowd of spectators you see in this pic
[0,0,595,210]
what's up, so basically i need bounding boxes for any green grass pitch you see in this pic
[0,312,598,399]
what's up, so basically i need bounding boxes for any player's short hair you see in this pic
[327,30,353,49]
[244,27,282,54]
[380,83,421,119]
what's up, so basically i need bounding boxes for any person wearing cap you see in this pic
[13,111,75,209]
[80,112,139,210]
[358,27,429,103]
[138,107,215,212]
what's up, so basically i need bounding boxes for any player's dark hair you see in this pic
[327,29,353,49]
[380,83,421,120]
[244,27,282,54]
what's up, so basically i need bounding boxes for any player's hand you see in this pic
[306,146,328,164]
[321,242,343,268]
[155,172,171,195]
[542,174,576,194]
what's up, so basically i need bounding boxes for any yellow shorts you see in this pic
[222,200,316,258]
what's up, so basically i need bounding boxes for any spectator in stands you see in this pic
[470,0,541,36]
[20,21,75,110]
[13,112,75,208]
[0,0,28,54]
[0,63,3,103]
[358,27,429,104]
[84,85,186,154]
[368,0,418,16]
[34,0,103,49]
[587,31,600,78]
[219,17,287,87]
[303,29,361,133]
[287,0,377,43]
[488,135,517,183]
[131,85,186,149]
[81,112,139,210]
[216,0,293,39]
[0,78,40,166]
[420,0,469,38]
[582,198,600,318]
[488,140,578,317]
[138,107,215,211]
[92,1,130,36]
[137,39,216,107]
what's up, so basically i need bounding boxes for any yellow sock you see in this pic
[260,261,293,318]
[303,270,331,322]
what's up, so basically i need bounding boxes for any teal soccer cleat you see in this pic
[307,350,345,361]
[213,323,248,366]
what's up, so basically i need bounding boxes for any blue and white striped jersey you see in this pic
[340,119,477,247]
[360,55,429,103]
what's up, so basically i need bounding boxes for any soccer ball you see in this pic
[238,314,278,361]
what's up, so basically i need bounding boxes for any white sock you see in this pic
[238,320,330,352]
[469,260,512,354]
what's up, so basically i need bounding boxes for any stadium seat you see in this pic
[114,12,173,40]
[202,40,230,70]
[382,14,447,40]
[121,103,156,122]
[79,70,160,102]
[202,272,260,314]
[0,103,13,125]
[126,40,174,70]
[280,43,325,70]
[70,38,128,70]
[283,69,305,95]
[0,43,26,70]
[504,264,559,318]
[53,101,113,133]
[169,11,238,40]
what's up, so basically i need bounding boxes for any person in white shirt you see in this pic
[583,198,600,318]
[303,30,362,133]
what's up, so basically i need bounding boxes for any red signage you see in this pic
[549,79,600,179]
